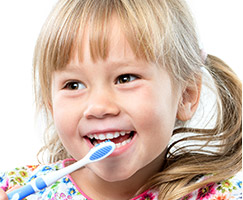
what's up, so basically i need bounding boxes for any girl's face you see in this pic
[51,19,182,182]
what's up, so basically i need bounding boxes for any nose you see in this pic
[83,90,120,119]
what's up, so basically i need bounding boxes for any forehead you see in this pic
[69,16,138,65]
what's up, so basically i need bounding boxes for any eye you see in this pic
[115,74,138,84]
[63,81,86,90]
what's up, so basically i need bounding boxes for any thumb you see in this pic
[0,185,22,200]
[7,185,22,193]
[0,188,8,200]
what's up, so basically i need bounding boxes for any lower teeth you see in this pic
[92,137,132,148]
[115,137,132,148]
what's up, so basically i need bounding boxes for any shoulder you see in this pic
[180,172,242,200]
[0,161,64,192]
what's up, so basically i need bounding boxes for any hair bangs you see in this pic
[41,0,167,71]
[73,0,115,63]
[72,0,159,64]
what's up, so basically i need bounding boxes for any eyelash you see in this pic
[63,81,86,90]
[62,74,139,90]
[115,74,139,84]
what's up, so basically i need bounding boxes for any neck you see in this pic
[70,152,165,200]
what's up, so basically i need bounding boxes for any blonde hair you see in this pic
[33,0,242,199]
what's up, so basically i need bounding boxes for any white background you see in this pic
[0,0,242,171]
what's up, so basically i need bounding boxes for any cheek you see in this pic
[52,99,80,138]
[52,100,89,159]
[131,86,178,131]
[131,85,179,152]
[140,103,175,152]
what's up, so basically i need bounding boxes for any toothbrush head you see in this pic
[88,140,116,162]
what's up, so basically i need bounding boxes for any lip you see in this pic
[84,131,137,157]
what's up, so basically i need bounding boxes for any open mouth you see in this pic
[86,131,135,148]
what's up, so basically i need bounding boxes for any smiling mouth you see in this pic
[86,131,135,148]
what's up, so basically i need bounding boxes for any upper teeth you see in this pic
[87,131,129,140]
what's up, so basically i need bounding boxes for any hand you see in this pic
[0,188,8,200]
[0,186,22,200]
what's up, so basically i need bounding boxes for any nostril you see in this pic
[83,103,120,119]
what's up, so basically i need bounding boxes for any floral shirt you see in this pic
[0,159,241,200]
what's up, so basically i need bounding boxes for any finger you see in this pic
[6,185,22,193]
[0,188,8,200]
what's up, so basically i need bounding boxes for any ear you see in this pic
[176,78,202,121]
[46,100,53,115]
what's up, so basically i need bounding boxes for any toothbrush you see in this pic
[7,141,116,200]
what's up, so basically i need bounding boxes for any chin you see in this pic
[88,164,137,182]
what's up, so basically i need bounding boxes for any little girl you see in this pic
[0,0,241,199]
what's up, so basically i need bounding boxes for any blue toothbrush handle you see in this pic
[7,185,35,200]
[7,142,116,200]
[7,177,47,200]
